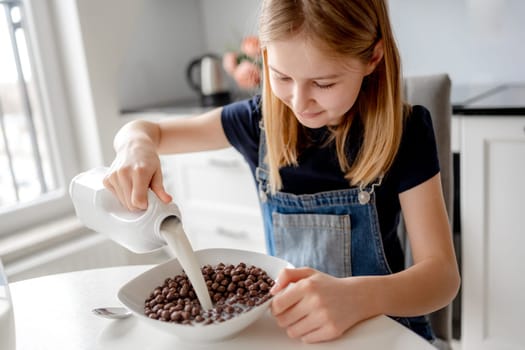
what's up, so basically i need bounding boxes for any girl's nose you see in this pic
[291,84,311,112]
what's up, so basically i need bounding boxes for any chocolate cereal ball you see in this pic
[144,262,275,325]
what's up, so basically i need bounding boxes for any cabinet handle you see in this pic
[216,227,249,239]
[208,158,241,168]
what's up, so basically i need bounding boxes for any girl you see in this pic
[104,0,460,344]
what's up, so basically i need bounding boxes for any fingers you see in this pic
[103,172,133,210]
[103,165,170,211]
[271,268,316,316]
[130,168,149,210]
[272,294,307,327]
[299,324,342,344]
[272,285,346,344]
[150,170,172,204]
[278,314,345,344]
[271,267,315,294]
[103,179,118,198]
[282,312,322,342]
[269,269,349,343]
[271,285,337,343]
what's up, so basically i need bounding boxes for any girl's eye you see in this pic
[314,82,335,89]
[270,71,291,82]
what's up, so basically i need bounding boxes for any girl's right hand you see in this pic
[102,140,172,211]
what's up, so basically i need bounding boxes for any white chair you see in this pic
[400,73,454,350]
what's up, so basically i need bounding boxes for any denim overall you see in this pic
[254,126,434,341]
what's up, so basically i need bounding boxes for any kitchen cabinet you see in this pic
[459,116,525,350]
[161,148,266,253]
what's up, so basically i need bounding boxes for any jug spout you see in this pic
[69,167,182,253]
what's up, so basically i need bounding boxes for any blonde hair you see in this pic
[258,0,406,193]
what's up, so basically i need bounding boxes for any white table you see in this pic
[10,265,435,349]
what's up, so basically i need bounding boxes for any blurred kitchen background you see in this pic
[2,0,524,208]
[0,1,524,349]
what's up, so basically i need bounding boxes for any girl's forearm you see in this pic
[351,258,460,318]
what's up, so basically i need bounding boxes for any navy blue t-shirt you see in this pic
[221,95,440,272]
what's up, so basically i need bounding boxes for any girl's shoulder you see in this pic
[401,104,436,150]
[221,95,262,134]
[393,104,439,193]
[404,104,433,131]
[220,95,262,165]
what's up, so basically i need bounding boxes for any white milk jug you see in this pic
[69,167,182,253]
[70,167,214,309]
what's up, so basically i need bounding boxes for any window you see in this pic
[0,0,55,207]
[0,0,78,236]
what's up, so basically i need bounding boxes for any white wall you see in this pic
[117,0,260,111]
[191,0,525,86]
[389,0,525,85]
[199,0,260,54]
[118,0,206,111]
[73,0,525,115]
[58,0,260,166]
[57,0,524,165]
[51,0,144,168]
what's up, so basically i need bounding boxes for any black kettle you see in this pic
[186,54,231,107]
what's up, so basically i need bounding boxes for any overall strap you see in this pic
[255,120,271,202]
[257,119,267,171]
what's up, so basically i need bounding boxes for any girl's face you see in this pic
[267,35,375,128]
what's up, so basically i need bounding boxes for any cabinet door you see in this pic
[461,117,525,350]
[161,148,266,253]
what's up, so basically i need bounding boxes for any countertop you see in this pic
[9,265,435,350]
[452,83,525,115]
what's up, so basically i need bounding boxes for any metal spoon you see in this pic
[92,307,132,319]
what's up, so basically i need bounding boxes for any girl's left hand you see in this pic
[270,267,371,343]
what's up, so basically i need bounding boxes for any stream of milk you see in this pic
[159,216,213,310]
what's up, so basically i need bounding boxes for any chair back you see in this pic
[401,73,454,349]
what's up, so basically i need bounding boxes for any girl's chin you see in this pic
[296,118,327,129]
[294,113,325,128]
[296,116,343,129]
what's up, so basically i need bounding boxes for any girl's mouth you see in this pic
[298,111,323,119]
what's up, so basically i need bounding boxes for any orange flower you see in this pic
[222,51,238,75]
[233,60,261,89]
[240,36,261,58]
[223,36,262,90]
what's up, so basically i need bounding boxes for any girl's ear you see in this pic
[365,39,384,75]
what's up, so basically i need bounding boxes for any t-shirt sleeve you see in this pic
[220,95,262,170]
[395,105,440,193]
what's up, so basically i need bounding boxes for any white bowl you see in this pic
[118,248,293,342]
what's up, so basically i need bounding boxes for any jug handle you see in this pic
[186,57,203,93]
